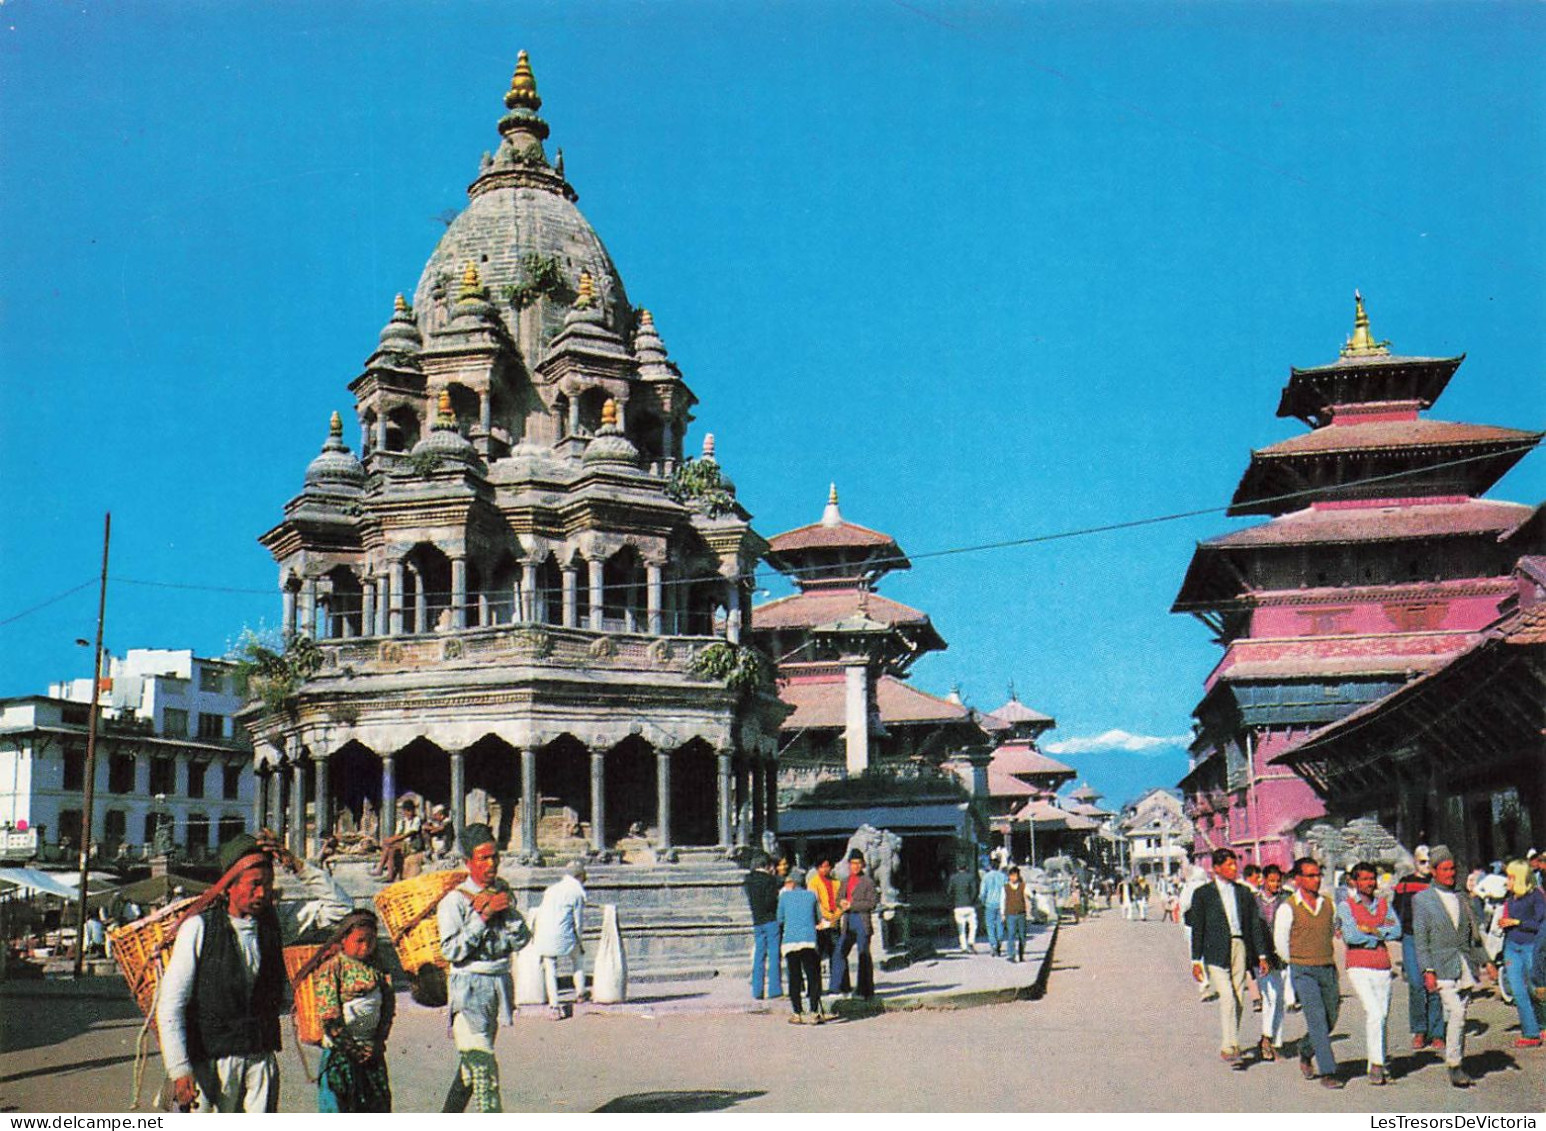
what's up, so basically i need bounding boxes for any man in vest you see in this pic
[437,823,530,1112]
[1413,844,1497,1088]
[1273,856,1343,1088]
[1188,847,1268,1069]
[1337,860,1401,1085]
[1393,844,1444,1051]
[157,830,352,1112]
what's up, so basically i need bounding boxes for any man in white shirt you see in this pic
[534,860,589,1019]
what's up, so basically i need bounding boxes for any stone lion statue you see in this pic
[844,824,903,904]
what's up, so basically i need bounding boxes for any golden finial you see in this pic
[1340,289,1391,358]
[601,398,619,429]
[574,271,595,309]
[459,262,484,301]
[437,389,454,422]
[328,411,343,438]
[393,293,408,314]
[828,483,839,506]
[505,50,542,111]
[638,309,654,326]
[702,433,716,460]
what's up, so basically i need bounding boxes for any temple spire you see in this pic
[328,410,343,440]
[821,483,843,527]
[505,50,542,112]
[1341,289,1391,359]
[435,388,456,428]
[497,49,551,147]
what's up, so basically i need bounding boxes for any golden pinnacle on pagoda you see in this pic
[505,50,542,111]
[574,271,596,308]
[1341,289,1391,358]
[459,262,484,301]
[328,411,343,438]
[601,398,619,429]
[394,293,409,314]
[828,483,839,506]
[638,309,654,327]
[437,389,455,422]
[702,433,716,461]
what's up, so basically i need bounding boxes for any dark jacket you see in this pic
[186,906,285,1062]
[842,873,879,928]
[1189,878,1265,970]
[946,869,977,908]
[743,869,781,927]
[1413,885,1488,981]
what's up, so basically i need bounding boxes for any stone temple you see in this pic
[246,53,788,975]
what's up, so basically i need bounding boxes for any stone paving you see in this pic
[2,906,1540,1112]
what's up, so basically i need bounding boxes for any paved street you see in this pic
[3,906,1541,1113]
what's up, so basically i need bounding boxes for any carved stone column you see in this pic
[389,561,405,636]
[646,561,664,636]
[281,587,297,637]
[300,577,318,639]
[751,757,766,840]
[589,749,606,854]
[287,746,305,859]
[655,748,672,852]
[562,565,578,628]
[588,558,604,631]
[266,753,284,833]
[519,562,535,624]
[451,556,468,630]
[361,581,376,637]
[411,565,427,634]
[380,753,397,842]
[764,754,779,837]
[253,764,268,832]
[449,748,466,855]
[311,749,329,859]
[717,749,734,848]
[520,746,537,858]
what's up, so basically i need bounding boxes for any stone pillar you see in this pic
[287,748,305,859]
[266,756,284,833]
[362,581,376,638]
[412,566,427,635]
[725,580,742,644]
[375,573,389,636]
[763,754,778,836]
[311,750,329,859]
[449,749,466,855]
[751,758,766,839]
[844,663,870,775]
[281,587,297,637]
[375,413,388,453]
[562,565,578,628]
[588,558,605,631]
[389,562,405,636]
[381,753,397,842]
[716,749,734,848]
[301,578,318,639]
[451,556,468,630]
[253,765,268,832]
[646,562,664,636]
[568,397,580,436]
[520,746,537,857]
[519,562,535,624]
[589,749,606,854]
[655,748,672,852]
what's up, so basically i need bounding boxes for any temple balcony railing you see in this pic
[311,622,721,679]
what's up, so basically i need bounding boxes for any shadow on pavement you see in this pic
[593,1089,765,1113]
[0,1054,139,1086]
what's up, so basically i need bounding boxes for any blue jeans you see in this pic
[1503,937,1542,1040]
[750,920,782,999]
[1292,964,1341,1077]
[830,912,874,998]
[1004,913,1026,961]
[1401,934,1443,1039]
[984,904,1004,952]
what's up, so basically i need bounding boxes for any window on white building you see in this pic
[199,667,225,693]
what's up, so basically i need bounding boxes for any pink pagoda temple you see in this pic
[1173,295,1543,866]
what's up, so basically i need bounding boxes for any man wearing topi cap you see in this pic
[436,823,530,1112]
[156,829,352,1112]
[1413,844,1497,1088]
[1394,844,1444,1051]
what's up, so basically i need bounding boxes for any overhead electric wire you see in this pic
[0,578,97,627]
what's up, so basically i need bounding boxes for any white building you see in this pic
[0,650,254,864]
[1120,787,1193,879]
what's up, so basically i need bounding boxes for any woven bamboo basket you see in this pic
[284,944,325,1045]
[109,896,198,1018]
[373,869,466,973]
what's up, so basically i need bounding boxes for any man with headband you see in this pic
[437,822,530,1112]
[157,829,353,1112]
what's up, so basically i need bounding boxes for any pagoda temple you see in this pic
[751,487,990,885]
[1172,295,1543,867]
[247,54,786,974]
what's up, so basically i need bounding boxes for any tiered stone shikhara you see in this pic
[1173,294,1543,866]
[248,54,787,974]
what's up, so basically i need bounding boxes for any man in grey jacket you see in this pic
[1413,844,1497,1088]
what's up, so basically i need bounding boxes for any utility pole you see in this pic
[73,513,110,978]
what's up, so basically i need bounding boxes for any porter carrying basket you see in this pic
[283,944,325,1046]
[109,896,198,1018]
[373,869,466,973]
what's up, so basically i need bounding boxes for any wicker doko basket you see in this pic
[109,896,199,1018]
[283,944,325,1045]
[373,869,466,973]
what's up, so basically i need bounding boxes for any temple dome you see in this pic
[304,412,366,493]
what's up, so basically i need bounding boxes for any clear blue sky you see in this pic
[2,2,1542,808]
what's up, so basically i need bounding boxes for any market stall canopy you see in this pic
[0,867,80,899]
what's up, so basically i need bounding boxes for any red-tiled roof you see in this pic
[986,766,1037,797]
[1503,603,1546,646]
[988,698,1056,726]
[1251,419,1540,458]
[768,520,901,553]
[990,745,1075,780]
[777,674,971,731]
[1215,654,1452,681]
[1205,499,1533,549]
[754,588,935,631]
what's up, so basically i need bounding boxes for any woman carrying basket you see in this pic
[293,909,396,1112]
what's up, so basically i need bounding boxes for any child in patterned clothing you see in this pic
[301,909,395,1112]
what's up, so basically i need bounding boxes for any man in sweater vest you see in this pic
[1274,857,1344,1088]
[1413,844,1497,1088]
[1336,860,1401,1085]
